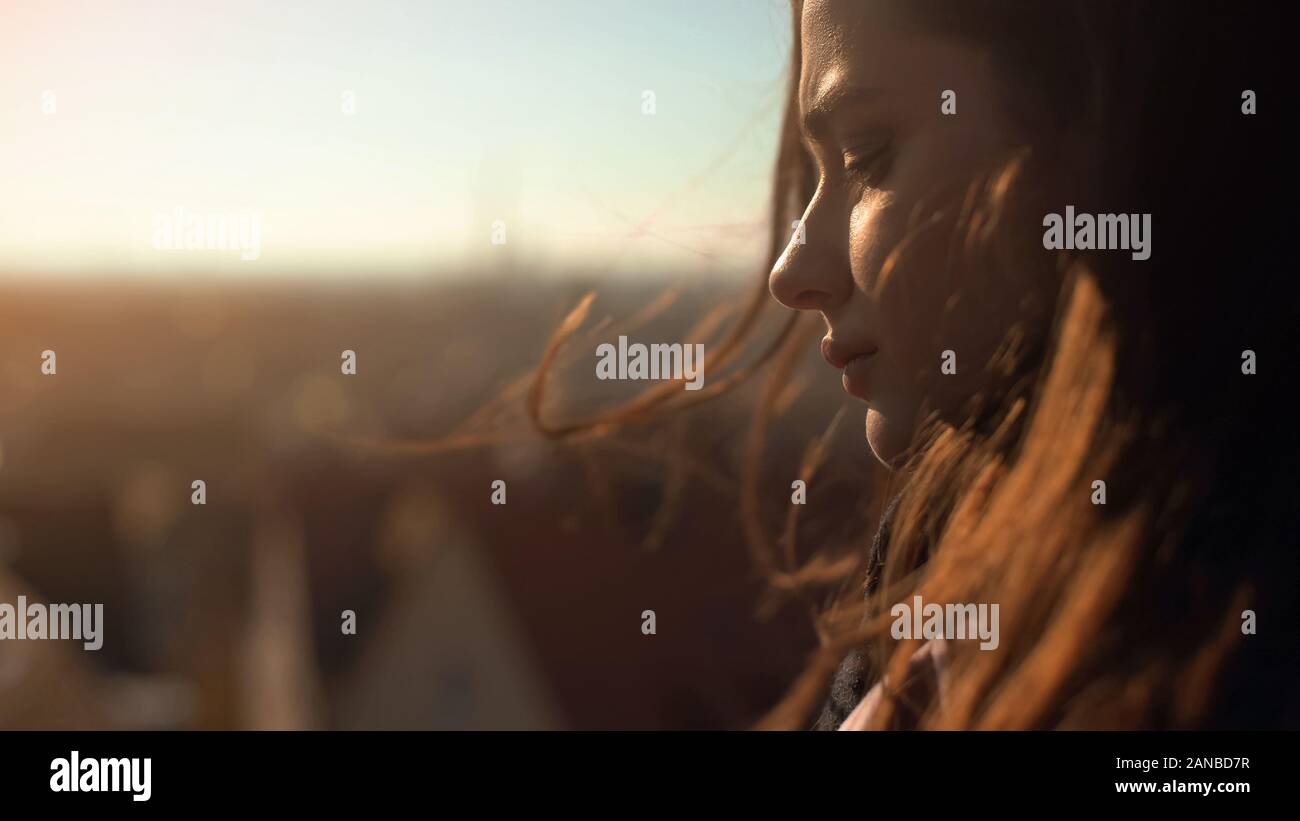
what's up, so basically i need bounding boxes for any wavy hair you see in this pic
[531,0,1297,729]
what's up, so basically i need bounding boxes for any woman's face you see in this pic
[769,0,1056,466]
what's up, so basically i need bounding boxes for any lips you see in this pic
[821,335,878,400]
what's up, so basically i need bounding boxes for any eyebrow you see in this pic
[801,86,887,141]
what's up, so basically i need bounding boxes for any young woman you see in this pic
[760,0,1297,730]
[533,0,1297,729]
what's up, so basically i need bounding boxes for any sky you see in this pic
[0,0,793,277]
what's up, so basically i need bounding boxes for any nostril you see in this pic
[769,269,826,311]
[788,289,831,311]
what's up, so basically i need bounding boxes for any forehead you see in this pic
[799,0,895,106]
[798,0,989,114]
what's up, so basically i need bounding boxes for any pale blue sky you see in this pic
[0,0,793,276]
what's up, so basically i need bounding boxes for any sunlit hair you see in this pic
[530,0,1294,729]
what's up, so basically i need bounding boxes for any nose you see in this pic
[768,190,852,313]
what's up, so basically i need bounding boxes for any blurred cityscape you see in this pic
[0,272,878,729]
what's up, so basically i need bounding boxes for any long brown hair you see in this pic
[531,0,1298,729]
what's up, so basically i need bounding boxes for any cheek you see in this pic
[882,237,1043,422]
[846,190,893,288]
[855,204,956,392]
[845,132,1043,424]
[852,194,1014,421]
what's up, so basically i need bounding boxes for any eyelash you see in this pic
[842,143,893,188]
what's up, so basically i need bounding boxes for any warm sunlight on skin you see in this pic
[768,0,1059,466]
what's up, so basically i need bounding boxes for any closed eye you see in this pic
[843,141,894,187]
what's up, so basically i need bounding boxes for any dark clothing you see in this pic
[813,494,900,731]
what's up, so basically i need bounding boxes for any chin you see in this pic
[865,408,910,469]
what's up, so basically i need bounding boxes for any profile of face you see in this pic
[769,0,1059,467]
